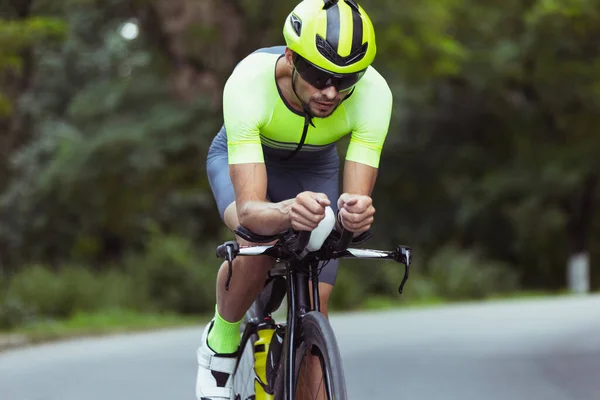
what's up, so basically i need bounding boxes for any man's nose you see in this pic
[321,85,339,99]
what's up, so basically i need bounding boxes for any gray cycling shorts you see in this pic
[206,127,341,286]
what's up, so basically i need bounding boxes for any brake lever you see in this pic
[216,241,240,291]
[225,246,234,291]
[394,245,412,294]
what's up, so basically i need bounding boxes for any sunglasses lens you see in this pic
[294,55,365,92]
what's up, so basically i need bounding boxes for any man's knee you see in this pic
[224,200,278,244]
[316,282,334,317]
[223,201,240,232]
[223,201,275,271]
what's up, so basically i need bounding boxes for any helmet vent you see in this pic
[323,0,339,10]
[344,0,360,12]
[290,14,302,36]
[316,35,368,66]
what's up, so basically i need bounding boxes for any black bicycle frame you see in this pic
[282,257,323,399]
[221,226,411,399]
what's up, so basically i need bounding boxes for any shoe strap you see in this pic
[198,349,237,374]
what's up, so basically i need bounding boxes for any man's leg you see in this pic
[196,201,275,400]
[207,202,275,354]
[198,131,276,399]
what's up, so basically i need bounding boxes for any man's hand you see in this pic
[337,193,375,233]
[290,191,331,231]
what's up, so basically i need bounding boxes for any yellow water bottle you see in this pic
[254,318,276,400]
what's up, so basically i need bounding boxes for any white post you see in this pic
[567,252,590,294]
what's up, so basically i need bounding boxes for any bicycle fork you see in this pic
[283,259,320,399]
[253,260,319,399]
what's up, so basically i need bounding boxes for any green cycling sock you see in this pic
[207,305,242,354]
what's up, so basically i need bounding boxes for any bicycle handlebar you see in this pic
[216,226,412,295]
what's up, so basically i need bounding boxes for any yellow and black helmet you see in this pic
[283,0,377,75]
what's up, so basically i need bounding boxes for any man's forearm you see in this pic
[339,160,379,235]
[237,199,294,235]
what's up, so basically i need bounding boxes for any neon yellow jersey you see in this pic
[222,47,393,168]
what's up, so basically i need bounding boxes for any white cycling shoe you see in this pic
[195,321,238,400]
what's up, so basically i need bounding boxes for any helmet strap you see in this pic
[281,69,315,162]
[291,69,316,120]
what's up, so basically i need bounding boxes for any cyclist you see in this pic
[196,0,392,398]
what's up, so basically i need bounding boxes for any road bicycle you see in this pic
[215,208,412,400]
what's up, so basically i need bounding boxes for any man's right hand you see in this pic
[289,191,330,231]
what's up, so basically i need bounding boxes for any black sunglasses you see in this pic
[293,53,366,92]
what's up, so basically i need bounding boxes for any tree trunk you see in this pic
[138,0,244,108]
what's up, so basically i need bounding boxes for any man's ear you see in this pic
[284,48,295,68]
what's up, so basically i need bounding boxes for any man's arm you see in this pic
[342,160,377,196]
[230,163,294,236]
[336,160,378,234]
[338,68,392,233]
[230,163,331,235]
[222,55,299,235]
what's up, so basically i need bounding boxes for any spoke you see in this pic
[233,338,257,400]
[296,347,331,400]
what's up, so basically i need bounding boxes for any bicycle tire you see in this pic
[274,311,347,400]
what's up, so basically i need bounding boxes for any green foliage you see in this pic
[0,4,222,267]
[373,0,600,290]
[124,232,218,315]
[426,245,520,300]
[0,291,35,330]
[1,0,600,332]
[330,245,519,310]
[0,15,67,116]
[6,264,106,318]
[0,17,66,56]
[10,309,198,344]
[328,262,367,311]
[1,232,218,329]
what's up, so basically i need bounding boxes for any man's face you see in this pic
[294,74,347,118]
[285,49,362,118]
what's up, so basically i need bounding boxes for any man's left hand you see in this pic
[337,193,375,233]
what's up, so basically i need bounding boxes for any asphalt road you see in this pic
[1,295,599,400]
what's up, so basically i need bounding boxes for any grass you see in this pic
[1,308,209,349]
[360,295,446,311]
[357,290,568,312]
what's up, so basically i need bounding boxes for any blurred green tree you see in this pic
[1,0,598,298]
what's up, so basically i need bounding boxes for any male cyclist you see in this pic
[196,0,392,398]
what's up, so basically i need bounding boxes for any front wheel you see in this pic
[232,314,259,400]
[276,311,347,400]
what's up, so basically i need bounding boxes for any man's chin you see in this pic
[309,102,339,118]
